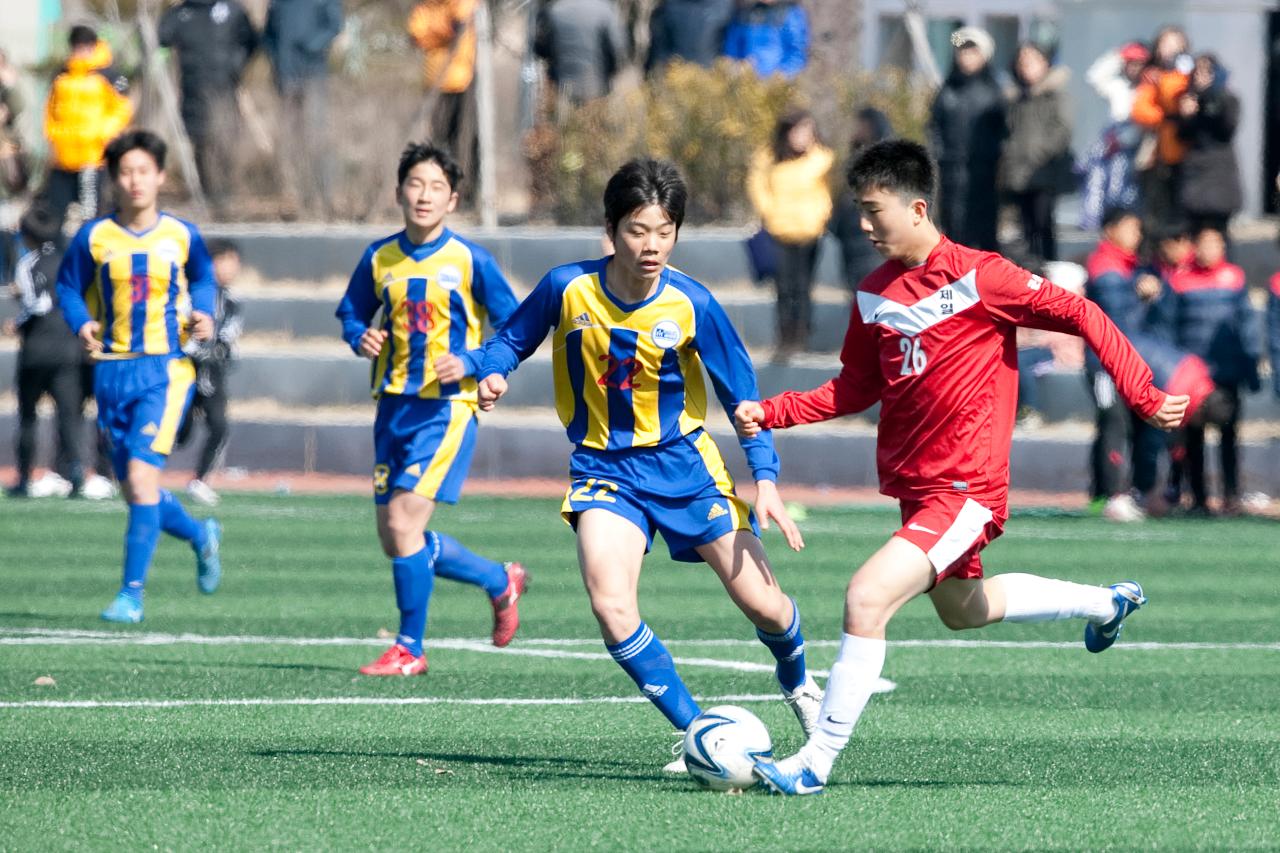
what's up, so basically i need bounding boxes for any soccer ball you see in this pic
[682,705,772,791]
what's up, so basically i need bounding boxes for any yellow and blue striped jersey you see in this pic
[337,228,518,404]
[56,213,215,357]
[479,258,779,480]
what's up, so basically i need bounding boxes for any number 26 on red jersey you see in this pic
[898,335,927,376]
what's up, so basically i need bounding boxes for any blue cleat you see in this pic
[752,755,825,796]
[1084,581,1146,653]
[100,593,143,624]
[196,518,222,594]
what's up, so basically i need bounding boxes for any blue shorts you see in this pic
[93,354,197,479]
[560,429,757,563]
[373,395,478,505]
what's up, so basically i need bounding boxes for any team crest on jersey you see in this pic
[1026,274,1044,291]
[650,320,682,349]
[373,464,390,495]
[154,240,183,265]
[436,266,464,292]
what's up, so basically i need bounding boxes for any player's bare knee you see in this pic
[589,596,637,637]
[844,583,893,635]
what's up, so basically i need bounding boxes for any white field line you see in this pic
[1,627,1277,652]
[0,693,782,711]
[0,626,900,701]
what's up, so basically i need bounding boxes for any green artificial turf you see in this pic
[1,494,1277,850]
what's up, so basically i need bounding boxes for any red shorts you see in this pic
[894,493,1007,586]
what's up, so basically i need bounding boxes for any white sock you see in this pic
[798,633,886,782]
[997,573,1116,624]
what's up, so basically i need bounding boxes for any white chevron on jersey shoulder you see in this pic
[856,268,980,336]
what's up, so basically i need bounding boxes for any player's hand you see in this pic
[477,374,508,411]
[359,328,387,359]
[754,479,804,552]
[190,311,214,342]
[734,400,766,438]
[1135,273,1162,302]
[78,321,103,353]
[434,353,466,384]
[1145,393,1190,430]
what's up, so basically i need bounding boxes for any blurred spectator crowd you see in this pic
[2,5,1278,516]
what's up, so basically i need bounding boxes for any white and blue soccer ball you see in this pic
[682,705,772,791]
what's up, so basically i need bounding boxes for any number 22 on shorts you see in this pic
[570,478,618,503]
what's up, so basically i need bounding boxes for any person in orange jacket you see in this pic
[41,25,132,228]
[407,0,477,182]
[1130,25,1192,229]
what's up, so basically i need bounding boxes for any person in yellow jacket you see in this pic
[42,26,132,228]
[407,0,477,183]
[747,109,833,362]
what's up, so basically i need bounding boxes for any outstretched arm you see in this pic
[335,247,384,359]
[695,296,803,551]
[476,271,562,410]
[748,305,883,431]
[980,257,1185,428]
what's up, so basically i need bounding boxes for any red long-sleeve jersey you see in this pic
[762,237,1167,502]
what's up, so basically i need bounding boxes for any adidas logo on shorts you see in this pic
[706,503,728,521]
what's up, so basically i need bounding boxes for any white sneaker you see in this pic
[28,472,73,498]
[186,478,221,507]
[1102,493,1145,523]
[80,474,117,501]
[782,674,824,738]
[663,731,687,773]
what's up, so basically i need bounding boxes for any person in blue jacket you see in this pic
[722,0,808,78]
[1161,225,1260,513]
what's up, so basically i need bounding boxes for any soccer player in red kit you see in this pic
[740,140,1189,796]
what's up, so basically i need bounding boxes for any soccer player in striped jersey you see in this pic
[56,130,223,623]
[336,142,526,677]
[740,140,1188,796]
[477,159,823,770]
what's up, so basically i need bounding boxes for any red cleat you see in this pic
[358,644,428,676]
[490,562,528,647]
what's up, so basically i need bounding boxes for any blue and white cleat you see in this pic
[752,755,825,796]
[1084,581,1146,653]
[100,593,143,624]
[196,518,222,594]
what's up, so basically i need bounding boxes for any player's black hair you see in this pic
[397,142,463,192]
[772,108,817,162]
[602,158,687,235]
[68,25,98,48]
[1192,223,1224,242]
[206,238,241,259]
[104,130,167,179]
[1100,206,1140,230]
[847,139,937,214]
[19,202,61,246]
[1152,221,1191,243]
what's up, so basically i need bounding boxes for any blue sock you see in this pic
[606,622,701,730]
[392,546,435,657]
[756,598,807,692]
[158,489,206,548]
[120,503,161,602]
[426,531,508,598]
